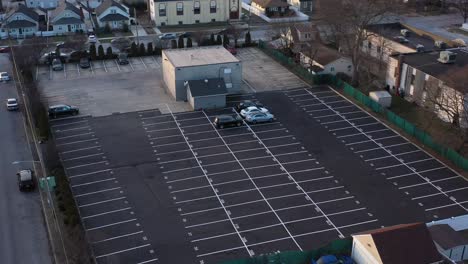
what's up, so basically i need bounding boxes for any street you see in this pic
[0,53,52,264]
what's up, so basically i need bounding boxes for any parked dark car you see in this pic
[117,53,129,65]
[180,32,192,38]
[79,57,90,68]
[17,169,35,191]
[48,104,79,118]
[213,115,243,129]
[235,100,264,112]
[0,46,11,53]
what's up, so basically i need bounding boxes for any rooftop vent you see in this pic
[437,51,456,64]
[416,44,425,52]
[401,29,410,37]
[434,40,447,49]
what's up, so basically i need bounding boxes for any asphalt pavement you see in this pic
[0,54,52,264]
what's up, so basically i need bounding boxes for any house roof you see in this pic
[99,13,129,22]
[187,78,227,97]
[5,4,39,22]
[295,23,315,33]
[53,17,84,25]
[5,20,37,28]
[366,23,451,53]
[252,0,290,8]
[400,48,468,93]
[163,46,240,68]
[301,41,344,66]
[96,0,127,16]
[428,224,468,250]
[51,1,81,19]
[355,223,442,264]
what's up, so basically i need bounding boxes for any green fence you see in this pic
[258,40,468,171]
[342,83,468,171]
[222,238,352,264]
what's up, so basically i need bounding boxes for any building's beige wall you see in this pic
[151,0,240,26]
[162,52,177,99]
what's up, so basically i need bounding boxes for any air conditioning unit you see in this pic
[416,44,425,52]
[437,51,456,64]
[434,40,447,49]
[401,29,409,37]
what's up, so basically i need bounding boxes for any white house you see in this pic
[26,0,59,9]
[352,223,443,264]
[50,1,85,33]
[2,4,39,38]
[96,0,130,29]
[300,41,353,77]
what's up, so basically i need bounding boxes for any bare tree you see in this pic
[226,25,245,47]
[191,31,208,46]
[453,0,468,23]
[63,34,88,51]
[12,36,47,77]
[319,0,403,84]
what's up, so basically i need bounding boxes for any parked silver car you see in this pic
[240,106,269,118]
[245,112,275,124]
[52,59,63,71]
[6,98,19,111]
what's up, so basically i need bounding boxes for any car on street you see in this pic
[79,57,90,68]
[213,115,243,129]
[48,104,79,118]
[6,98,19,111]
[17,169,35,192]
[235,100,263,112]
[158,33,178,40]
[0,46,11,53]
[117,53,129,65]
[52,58,63,71]
[88,34,98,43]
[0,72,10,81]
[245,112,275,124]
[240,106,269,118]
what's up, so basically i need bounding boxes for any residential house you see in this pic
[300,41,353,77]
[283,23,316,52]
[50,1,85,33]
[288,0,312,14]
[428,224,468,262]
[96,0,130,29]
[362,23,452,90]
[149,0,241,26]
[2,4,39,37]
[251,0,290,17]
[391,48,468,127]
[352,223,443,264]
[26,0,59,9]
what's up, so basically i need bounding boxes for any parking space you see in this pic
[50,116,158,264]
[284,86,468,219]
[36,56,161,82]
[139,97,380,263]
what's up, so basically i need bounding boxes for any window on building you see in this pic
[211,18,215,22]
[111,9,116,14]
[16,16,20,20]
[210,0,216,13]
[178,21,183,25]
[410,74,415,85]
[367,41,372,49]
[159,4,166,16]
[393,66,398,77]
[195,20,200,23]
[161,22,166,26]
[304,33,310,39]
[376,46,381,53]
[347,65,352,71]
[330,67,335,72]
[194,1,200,14]
[177,2,183,15]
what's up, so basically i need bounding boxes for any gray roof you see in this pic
[53,17,84,25]
[99,13,128,22]
[51,1,82,19]
[96,0,127,16]
[5,20,37,28]
[401,48,468,93]
[187,79,228,97]
[428,224,468,250]
[5,4,39,22]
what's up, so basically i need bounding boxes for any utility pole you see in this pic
[134,7,139,45]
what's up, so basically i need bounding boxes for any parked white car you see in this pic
[6,98,18,111]
[88,35,98,43]
[245,112,275,124]
[0,72,10,81]
[240,106,269,118]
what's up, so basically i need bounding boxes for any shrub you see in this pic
[178,36,184,48]
[223,34,230,46]
[210,33,215,45]
[130,42,138,56]
[186,37,193,48]
[98,45,105,59]
[154,46,162,55]
[106,47,113,59]
[147,42,153,54]
[216,35,222,45]
[122,22,129,33]
[103,23,111,33]
[245,31,251,46]
[89,44,96,60]
[171,39,177,49]
[139,43,146,55]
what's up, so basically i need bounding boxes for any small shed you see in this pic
[186,79,227,110]
[369,91,392,108]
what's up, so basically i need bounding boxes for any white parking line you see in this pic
[66,161,107,169]
[143,120,176,126]
[314,113,338,119]
[268,142,301,148]
[149,134,182,139]
[394,150,421,156]
[345,140,372,146]
[51,120,89,127]
[287,93,309,97]
[146,127,178,132]
[136,258,158,264]
[262,135,294,141]
[129,60,135,71]
[69,169,111,178]
[275,150,308,156]
[425,201,468,211]
[154,149,190,155]
[95,244,151,259]
[140,57,148,69]
[404,158,434,165]
[102,61,108,72]
[166,174,205,184]
[71,177,116,187]
[79,197,126,208]
[162,166,200,174]
[62,153,104,161]
[315,196,354,204]
[321,119,346,125]
[364,155,393,162]
[337,132,363,138]
[290,167,325,173]
[82,207,132,219]
[92,231,143,244]
[184,129,218,136]
[340,110,363,115]
[175,116,206,122]
[55,132,94,140]
[54,126,90,133]
[294,98,317,102]
[281,159,316,165]
[308,186,344,193]
[197,152,232,158]
[75,187,121,197]
[306,108,330,113]
[179,123,211,128]
[159,157,195,164]
[141,115,172,120]
[375,164,404,170]
[347,116,372,121]
[61,146,101,154]
[152,141,186,147]
[373,135,399,141]
[86,218,137,231]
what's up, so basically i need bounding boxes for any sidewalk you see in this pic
[131,25,148,37]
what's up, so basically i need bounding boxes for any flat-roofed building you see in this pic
[162,46,242,101]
